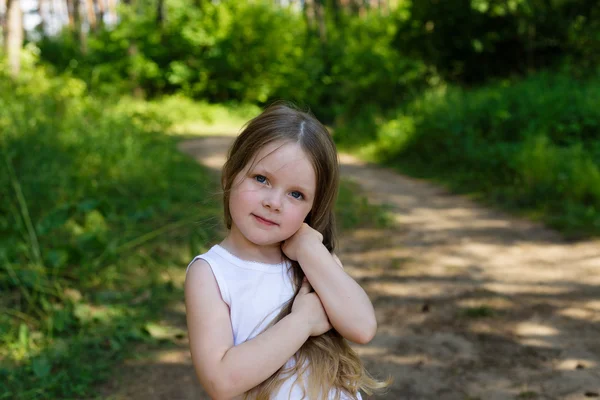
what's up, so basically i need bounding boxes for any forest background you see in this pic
[1,0,599,398]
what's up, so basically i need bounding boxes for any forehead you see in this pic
[252,141,316,189]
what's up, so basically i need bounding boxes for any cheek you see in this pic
[230,185,259,211]
[287,205,311,226]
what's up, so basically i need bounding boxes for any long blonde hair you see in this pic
[221,102,392,399]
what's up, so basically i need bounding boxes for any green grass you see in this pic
[117,95,261,137]
[516,391,539,399]
[336,180,392,230]
[0,64,222,398]
[459,306,496,319]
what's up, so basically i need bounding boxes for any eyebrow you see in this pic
[253,166,314,195]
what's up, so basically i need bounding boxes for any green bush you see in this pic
[321,8,429,121]
[35,1,430,124]
[37,0,318,104]
[362,72,600,237]
[393,0,600,83]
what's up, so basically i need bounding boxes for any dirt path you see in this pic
[101,136,600,400]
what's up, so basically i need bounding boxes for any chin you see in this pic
[243,232,284,247]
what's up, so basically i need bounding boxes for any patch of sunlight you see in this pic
[389,213,404,224]
[517,337,557,348]
[74,302,126,324]
[385,193,417,207]
[144,322,186,341]
[468,218,512,228]
[345,248,413,263]
[351,346,388,357]
[483,282,571,295]
[515,322,559,337]
[154,349,191,364]
[382,354,444,367]
[584,300,600,311]
[200,154,228,170]
[514,321,561,348]
[341,265,385,278]
[338,153,367,166]
[460,242,502,256]
[457,297,514,310]
[405,209,512,230]
[367,281,461,297]
[558,307,600,322]
[555,358,598,370]
[442,208,484,218]
[436,254,470,268]
[169,122,243,137]
[127,348,190,366]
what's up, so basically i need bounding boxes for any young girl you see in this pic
[185,103,390,399]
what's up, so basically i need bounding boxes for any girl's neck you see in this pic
[220,226,285,265]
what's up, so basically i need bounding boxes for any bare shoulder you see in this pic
[185,258,229,314]
[185,258,218,294]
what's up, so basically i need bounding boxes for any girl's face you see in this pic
[228,140,317,248]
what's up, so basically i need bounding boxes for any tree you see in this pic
[86,0,97,33]
[5,0,23,78]
[0,0,6,49]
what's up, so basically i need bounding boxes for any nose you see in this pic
[262,189,282,211]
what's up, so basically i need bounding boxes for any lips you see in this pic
[253,214,278,226]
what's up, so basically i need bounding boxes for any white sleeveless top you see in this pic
[186,245,362,400]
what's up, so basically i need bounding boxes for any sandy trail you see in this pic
[100,136,600,400]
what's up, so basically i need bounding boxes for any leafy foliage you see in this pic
[35,0,430,122]
[0,55,221,397]
[393,0,600,83]
[364,73,600,237]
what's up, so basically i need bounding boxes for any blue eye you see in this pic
[255,175,267,183]
[291,191,304,200]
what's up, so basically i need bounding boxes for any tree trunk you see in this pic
[95,0,105,29]
[107,0,117,25]
[122,0,144,98]
[37,0,47,35]
[156,0,164,27]
[329,0,341,25]
[48,0,61,33]
[6,0,23,78]
[76,0,88,54]
[66,0,75,28]
[303,0,316,27]
[314,0,327,43]
[1,0,7,50]
[86,0,97,32]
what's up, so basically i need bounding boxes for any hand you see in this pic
[281,223,323,261]
[291,278,332,337]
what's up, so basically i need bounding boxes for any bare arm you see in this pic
[297,242,377,344]
[185,259,310,399]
